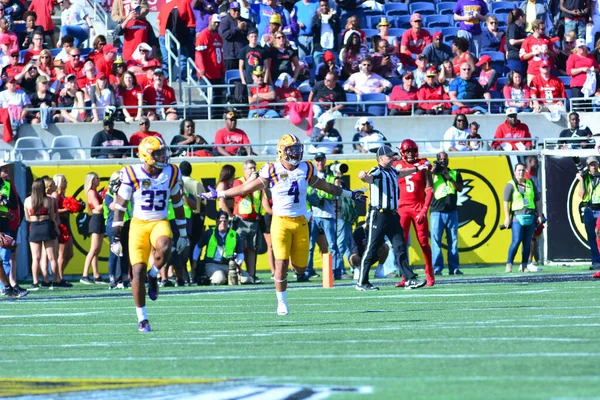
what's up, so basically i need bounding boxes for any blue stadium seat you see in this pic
[363,29,379,39]
[496,76,508,93]
[394,15,412,29]
[383,3,409,16]
[425,15,452,28]
[12,22,26,33]
[362,9,383,27]
[19,49,27,63]
[80,48,92,58]
[344,93,360,115]
[387,28,406,38]
[50,48,61,57]
[367,15,383,29]
[409,2,436,16]
[360,93,388,116]
[225,69,241,84]
[558,75,572,88]
[441,27,459,44]
[437,3,455,15]
[480,51,507,75]
[490,1,517,15]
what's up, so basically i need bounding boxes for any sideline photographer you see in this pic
[430,152,464,276]
[305,153,349,280]
[576,156,600,270]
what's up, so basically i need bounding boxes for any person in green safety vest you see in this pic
[196,211,252,285]
[430,152,464,276]
[232,159,263,284]
[577,156,600,272]
[503,162,543,273]
[179,161,206,281]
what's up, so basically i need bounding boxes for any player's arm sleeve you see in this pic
[117,167,133,200]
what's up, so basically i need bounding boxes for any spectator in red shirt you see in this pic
[214,110,255,156]
[418,66,451,115]
[195,14,225,83]
[567,38,600,100]
[519,19,554,85]
[65,48,84,78]
[128,116,164,154]
[126,42,154,75]
[77,58,97,102]
[142,68,178,121]
[274,72,302,117]
[110,55,126,88]
[85,35,107,64]
[389,71,419,115]
[136,59,161,88]
[28,0,56,48]
[95,43,118,79]
[22,31,44,64]
[247,66,279,118]
[114,5,156,62]
[118,70,143,122]
[0,50,22,88]
[400,13,431,57]
[530,59,567,113]
[492,107,533,151]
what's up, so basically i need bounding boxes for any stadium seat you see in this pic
[441,27,459,38]
[496,76,508,92]
[360,93,388,116]
[437,2,455,15]
[49,136,87,160]
[425,15,452,28]
[367,15,382,29]
[50,48,61,57]
[12,22,26,33]
[363,29,379,39]
[384,3,409,16]
[394,15,412,29]
[409,2,436,16]
[19,49,27,63]
[261,139,279,155]
[11,137,49,161]
[480,51,507,75]
[490,1,517,15]
[80,48,92,58]
[558,75,571,88]
[389,78,402,88]
[344,93,360,115]
[225,69,241,84]
[387,28,406,38]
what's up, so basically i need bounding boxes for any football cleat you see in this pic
[147,272,159,301]
[277,301,289,316]
[138,319,151,332]
[395,278,406,288]
[593,271,600,279]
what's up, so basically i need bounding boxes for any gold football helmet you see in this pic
[139,136,169,169]
[277,134,303,166]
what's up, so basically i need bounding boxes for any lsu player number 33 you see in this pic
[200,134,365,316]
[111,137,189,332]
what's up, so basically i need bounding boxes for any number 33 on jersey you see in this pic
[120,164,181,221]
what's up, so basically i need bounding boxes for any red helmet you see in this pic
[399,139,419,163]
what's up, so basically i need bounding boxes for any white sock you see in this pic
[136,306,148,323]
[276,290,287,303]
[148,265,159,278]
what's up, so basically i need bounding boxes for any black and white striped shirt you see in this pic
[368,165,399,211]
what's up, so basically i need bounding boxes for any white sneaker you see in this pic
[527,264,542,272]
[277,301,289,316]
[374,264,386,279]
[353,268,360,280]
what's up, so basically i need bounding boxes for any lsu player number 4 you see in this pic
[111,137,189,332]
[200,134,365,316]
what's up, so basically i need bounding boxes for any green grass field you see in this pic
[2,267,600,399]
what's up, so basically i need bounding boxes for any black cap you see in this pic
[314,152,326,161]
[247,27,258,36]
[377,145,398,157]
[103,118,114,126]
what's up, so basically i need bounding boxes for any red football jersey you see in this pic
[393,158,431,207]
[195,29,224,80]
[142,84,177,114]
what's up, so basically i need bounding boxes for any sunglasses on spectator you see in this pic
[565,41,575,44]
[275,36,284,39]
[139,121,150,125]
[71,53,81,57]
[140,49,149,53]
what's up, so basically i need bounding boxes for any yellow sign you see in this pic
[30,156,514,275]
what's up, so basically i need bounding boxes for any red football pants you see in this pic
[399,206,434,282]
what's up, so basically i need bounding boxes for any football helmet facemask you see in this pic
[277,134,303,166]
[139,136,170,169]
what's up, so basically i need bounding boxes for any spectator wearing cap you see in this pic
[251,0,291,43]
[372,38,403,79]
[117,70,143,122]
[476,54,499,94]
[260,13,283,48]
[559,111,593,149]
[481,15,505,53]
[219,1,253,71]
[269,30,300,83]
[237,28,271,85]
[449,62,491,114]
[315,50,341,81]
[0,35,13,65]
[90,118,129,158]
[389,71,419,116]
[196,13,226,101]
[376,17,399,54]
[520,19,554,85]
[64,48,84,78]
[344,56,392,95]
[492,107,533,151]
[274,72,302,117]
[567,38,600,103]
[414,53,429,88]
[90,73,116,122]
[214,111,255,156]
[0,76,30,125]
[57,0,94,48]
[352,117,390,154]
[110,55,126,87]
[126,43,155,74]
[453,0,488,58]
[135,59,161,88]
[53,34,74,63]
[27,0,56,48]
[529,59,567,114]
[49,62,65,93]
[308,71,346,118]
[339,30,369,80]
[113,1,156,61]
[56,73,85,123]
[142,68,178,121]
[418,66,451,115]
[311,0,341,65]
[128,116,164,154]
[94,43,118,79]
[0,49,22,89]
[22,31,45,65]
[247,66,279,118]
[308,113,342,155]
[293,0,319,60]
[422,32,453,67]
[27,74,55,125]
[400,13,431,57]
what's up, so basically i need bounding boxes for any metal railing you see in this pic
[164,29,182,94]
[183,61,212,119]
[86,0,109,43]
[568,96,600,113]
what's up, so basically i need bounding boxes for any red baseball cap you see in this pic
[142,59,161,70]
[410,13,422,22]
[476,55,491,67]
[433,31,443,40]
[540,59,550,67]
[102,44,119,55]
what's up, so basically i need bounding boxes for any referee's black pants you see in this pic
[358,209,416,285]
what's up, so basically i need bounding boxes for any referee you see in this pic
[356,145,427,291]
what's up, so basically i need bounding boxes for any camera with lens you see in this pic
[0,193,8,206]
[432,161,446,175]
[326,162,349,175]
[573,156,588,177]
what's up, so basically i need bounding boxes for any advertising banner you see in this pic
[29,156,520,275]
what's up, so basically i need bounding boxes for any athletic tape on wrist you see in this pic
[178,228,187,237]
[114,204,127,212]
[175,219,186,226]
[112,221,124,227]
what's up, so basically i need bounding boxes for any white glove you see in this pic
[110,240,123,257]
[176,236,189,253]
